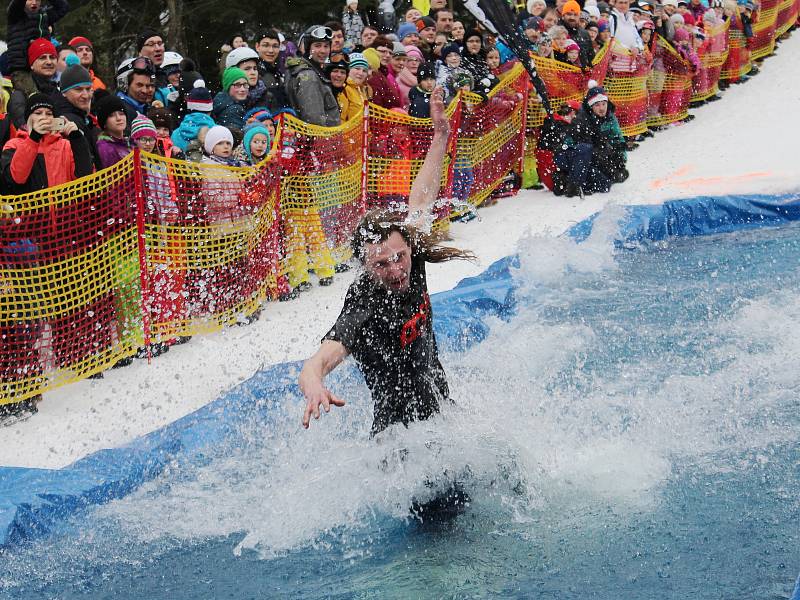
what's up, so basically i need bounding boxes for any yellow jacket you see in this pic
[338,80,371,122]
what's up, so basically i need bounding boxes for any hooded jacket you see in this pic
[368,65,402,110]
[1,128,92,194]
[6,0,70,72]
[284,56,341,127]
[569,97,626,156]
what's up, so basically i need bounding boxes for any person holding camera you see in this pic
[1,93,93,195]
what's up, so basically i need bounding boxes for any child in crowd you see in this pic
[202,125,244,167]
[563,39,584,68]
[486,47,502,75]
[673,28,701,72]
[6,0,70,94]
[95,95,131,168]
[537,34,555,58]
[171,112,215,162]
[232,122,272,165]
[408,63,437,118]
[130,114,158,154]
[436,44,462,97]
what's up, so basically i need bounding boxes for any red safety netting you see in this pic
[691,19,730,103]
[453,64,529,210]
[647,35,693,127]
[140,151,286,340]
[776,0,800,36]
[721,14,753,82]
[605,41,651,137]
[1,157,142,401]
[749,0,780,60]
[365,101,458,224]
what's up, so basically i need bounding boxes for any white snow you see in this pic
[3,33,799,470]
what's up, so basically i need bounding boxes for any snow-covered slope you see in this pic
[3,33,798,470]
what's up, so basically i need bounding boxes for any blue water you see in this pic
[2,215,800,599]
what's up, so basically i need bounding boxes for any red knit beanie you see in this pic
[28,38,57,67]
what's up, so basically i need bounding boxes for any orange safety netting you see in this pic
[749,0,780,60]
[605,41,651,137]
[691,20,730,103]
[1,157,142,402]
[647,35,693,127]
[454,63,529,211]
[721,15,753,82]
[278,113,364,286]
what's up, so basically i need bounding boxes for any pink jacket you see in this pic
[396,68,418,108]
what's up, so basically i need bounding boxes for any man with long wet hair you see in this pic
[300,87,474,435]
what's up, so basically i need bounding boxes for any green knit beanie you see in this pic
[222,66,248,92]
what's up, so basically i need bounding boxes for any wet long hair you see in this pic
[351,208,476,264]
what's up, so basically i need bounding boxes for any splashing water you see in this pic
[2,213,800,598]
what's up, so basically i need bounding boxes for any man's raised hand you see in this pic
[430,86,450,136]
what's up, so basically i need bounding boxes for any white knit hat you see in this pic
[204,125,234,155]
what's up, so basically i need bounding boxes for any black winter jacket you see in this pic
[52,93,102,171]
[6,0,70,72]
[257,60,290,114]
[561,21,596,68]
[408,86,432,119]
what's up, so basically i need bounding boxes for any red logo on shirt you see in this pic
[400,293,431,348]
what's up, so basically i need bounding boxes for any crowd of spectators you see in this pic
[0,0,781,417]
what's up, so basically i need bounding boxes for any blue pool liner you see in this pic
[2,191,800,550]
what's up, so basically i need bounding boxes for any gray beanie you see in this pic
[60,54,93,93]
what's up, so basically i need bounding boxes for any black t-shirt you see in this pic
[325,254,449,434]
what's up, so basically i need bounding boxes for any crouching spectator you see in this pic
[557,85,629,197]
[1,93,93,194]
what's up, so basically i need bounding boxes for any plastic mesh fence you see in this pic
[605,41,651,137]
[0,157,141,403]
[278,113,364,287]
[453,64,528,212]
[749,0,779,60]
[647,35,693,127]
[721,18,753,82]
[365,100,458,226]
[691,20,730,103]
[140,152,285,340]
[775,0,800,37]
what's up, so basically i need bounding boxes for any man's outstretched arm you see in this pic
[300,340,350,429]
[407,86,450,222]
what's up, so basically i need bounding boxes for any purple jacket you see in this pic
[96,135,132,169]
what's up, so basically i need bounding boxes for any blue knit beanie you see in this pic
[242,122,272,163]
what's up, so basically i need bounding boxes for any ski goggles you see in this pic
[307,26,333,41]
[131,56,156,76]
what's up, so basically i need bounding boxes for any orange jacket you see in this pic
[1,129,92,193]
